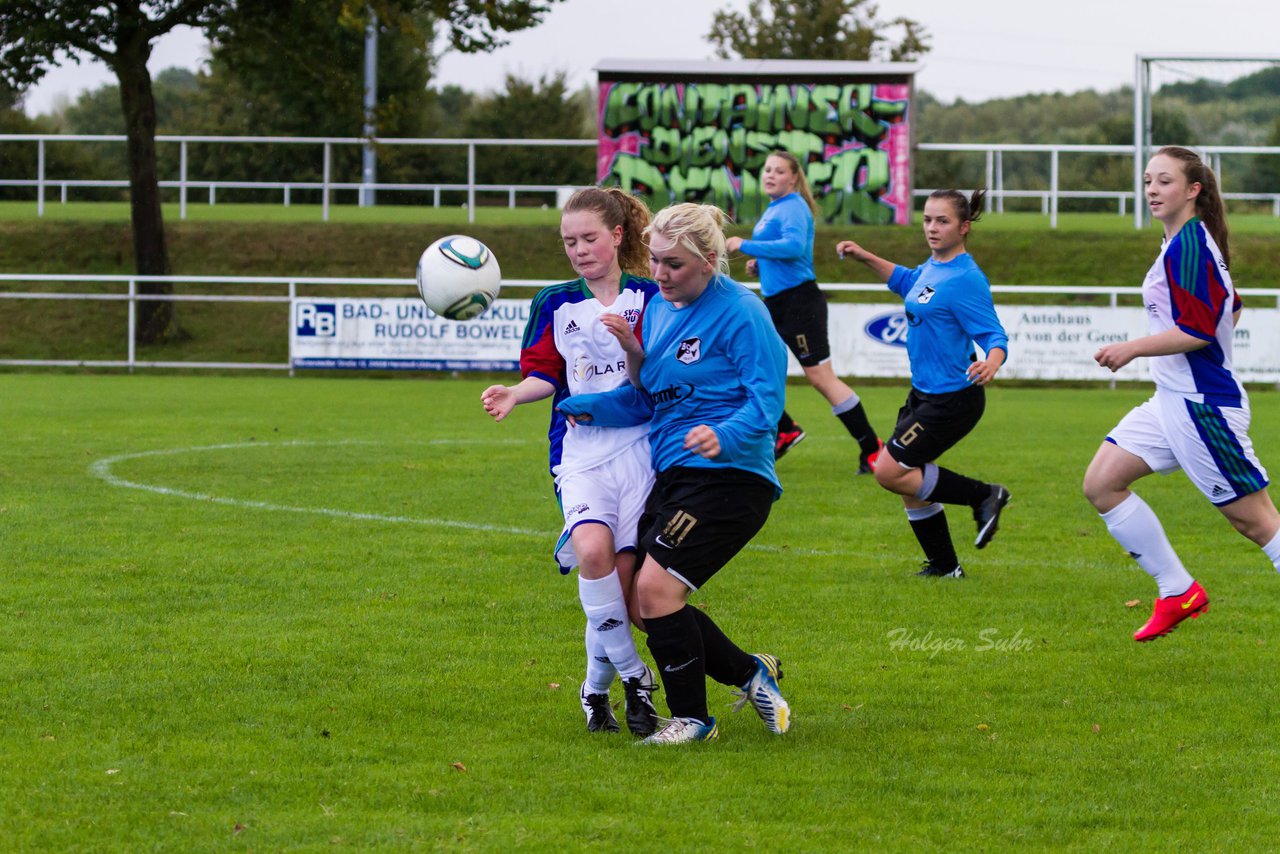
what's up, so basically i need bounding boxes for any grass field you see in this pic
[4,373,1280,849]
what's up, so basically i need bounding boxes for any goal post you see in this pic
[1134,53,1280,229]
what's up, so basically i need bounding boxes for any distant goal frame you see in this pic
[1133,53,1280,228]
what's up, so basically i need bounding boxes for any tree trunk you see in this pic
[113,22,175,345]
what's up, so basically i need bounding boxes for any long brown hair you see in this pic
[1154,146,1230,268]
[562,187,653,278]
[765,150,818,215]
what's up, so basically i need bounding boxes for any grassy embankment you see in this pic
[2,203,1278,366]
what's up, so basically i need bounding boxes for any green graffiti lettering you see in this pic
[604,83,643,132]
[607,153,667,199]
[808,84,842,135]
[645,127,681,166]
[819,149,894,225]
[600,79,910,224]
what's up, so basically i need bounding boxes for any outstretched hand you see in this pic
[480,385,517,422]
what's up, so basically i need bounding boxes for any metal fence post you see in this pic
[180,140,188,221]
[1049,149,1060,229]
[37,138,45,217]
[467,143,476,225]
[323,142,331,222]
[288,281,297,378]
[127,279,137,373]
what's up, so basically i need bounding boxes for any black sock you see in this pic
[836,403,879,456]
[778,410,798,433]
[909,508,960,570]
[689,606,754,687]
[645,608,709,723]
[924,466,991,508]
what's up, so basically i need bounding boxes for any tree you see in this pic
[708,0,930,62]
[0,0,563,343]
[463,72,593,191]
[0,1,234,343]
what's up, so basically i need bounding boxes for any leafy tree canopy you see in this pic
[708,0,929,62]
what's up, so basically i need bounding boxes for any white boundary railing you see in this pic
[4,274,1278,382]
[4,134,1279,228]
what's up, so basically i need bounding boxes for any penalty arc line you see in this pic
[87,440,851,557]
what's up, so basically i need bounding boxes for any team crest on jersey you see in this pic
[676,337,701,365]
[916,286,936,304]
[622,308,640,326]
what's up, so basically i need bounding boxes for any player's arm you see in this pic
[737,209,807,260]
[1094,327,1208,373]
[557,384,653,428]
[481,376,555,422]
[835,239,897,282]
[695,306,787,460]
[953,277,1010,386]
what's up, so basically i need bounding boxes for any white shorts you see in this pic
[1107,389,1270,506]
[553,440,655,573]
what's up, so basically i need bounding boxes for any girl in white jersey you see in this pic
[481,187,661,734]
[1084,146,1280,642]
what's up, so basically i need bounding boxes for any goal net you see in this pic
[1134,54,1280,226]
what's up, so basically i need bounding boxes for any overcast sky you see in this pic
[20,0,1280,117]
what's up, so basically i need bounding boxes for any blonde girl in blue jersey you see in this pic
[837,189,1010,579]
[559,203,793,745]
[726,151,882,470]
[1083,146,1280,642]
[481,187,660,735]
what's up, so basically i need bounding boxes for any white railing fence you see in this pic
[4,274,1278,389]
[4,135,1279,228]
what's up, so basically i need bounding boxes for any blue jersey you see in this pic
[887,253,1009,395]
[739,193,815,297]
[557,276,786,494]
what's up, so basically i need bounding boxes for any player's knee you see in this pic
[1081,470,1113,510]
[874,457,902,491]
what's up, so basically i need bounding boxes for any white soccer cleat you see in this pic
[731,653,791,734]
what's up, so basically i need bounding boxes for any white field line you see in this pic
[88,440,848,557]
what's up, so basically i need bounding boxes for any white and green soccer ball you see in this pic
[415,235,502,321]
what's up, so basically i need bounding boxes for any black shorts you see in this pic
[883,385,986,469]
[764,280,829,367]
[637,466,775,591]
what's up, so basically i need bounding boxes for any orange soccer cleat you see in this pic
[1133,580,1209,642]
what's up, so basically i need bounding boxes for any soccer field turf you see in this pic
[3,373,1279,849]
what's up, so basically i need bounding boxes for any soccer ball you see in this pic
[415,235,502,321]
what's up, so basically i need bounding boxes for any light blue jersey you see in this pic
[557,275,786,494]
[739,192,815,297]
[887,253,1009,395]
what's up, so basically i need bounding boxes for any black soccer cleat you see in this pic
[622,664,659,737]
[579,682,620,733]
[916,561,965,579]
[974,484,1011,549]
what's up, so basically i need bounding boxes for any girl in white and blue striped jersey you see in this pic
[1084,146,1280,642]
[481,187,660,736]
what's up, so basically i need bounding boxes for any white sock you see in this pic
[1263,528,1280,572]
[579,571,646,682]
[584,621,615,694]
[1101,493,1195,598]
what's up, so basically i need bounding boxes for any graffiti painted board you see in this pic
[596,59,917,225]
